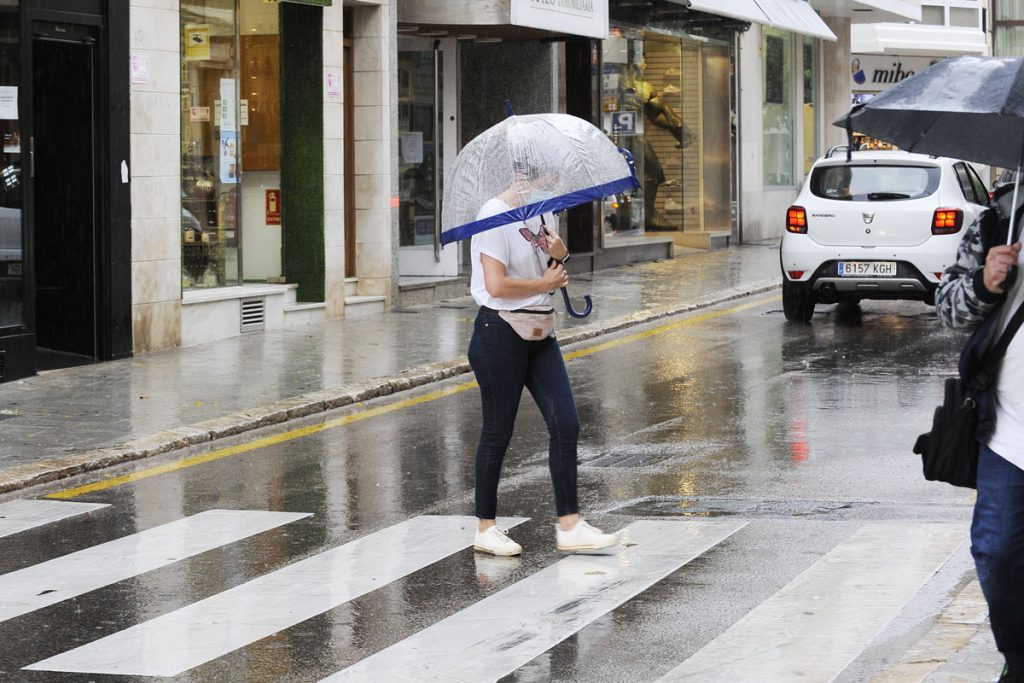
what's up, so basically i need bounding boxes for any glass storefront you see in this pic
[180,0,282,289]
[0,6,20,328]
[762,28,794,186]
[398,47,440,248]
[600,27,731,242]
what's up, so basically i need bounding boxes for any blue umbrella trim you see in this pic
[440,174,640,246]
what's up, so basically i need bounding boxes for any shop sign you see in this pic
[851,54,942,93]
[611,111,636,135]
[510,0,609,40]
[266,189,282,226]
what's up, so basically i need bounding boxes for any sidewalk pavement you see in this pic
[0,243,781,494]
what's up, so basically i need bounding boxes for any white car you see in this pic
[780,149,990,322]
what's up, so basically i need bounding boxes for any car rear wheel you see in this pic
[783,280,815,322]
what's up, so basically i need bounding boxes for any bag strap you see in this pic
[974,298,1024,391]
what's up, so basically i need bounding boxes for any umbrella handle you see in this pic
[561,287,592,318]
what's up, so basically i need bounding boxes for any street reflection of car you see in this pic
[780,149,989,322]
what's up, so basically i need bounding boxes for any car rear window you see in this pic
[809,164,940,201]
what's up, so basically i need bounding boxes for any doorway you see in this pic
[31,24,99,370]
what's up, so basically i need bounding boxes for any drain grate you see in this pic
[240,298,266,332]
[610,496,863,519]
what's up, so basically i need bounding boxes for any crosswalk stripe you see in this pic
[0,509,309,624]
[25,515,528,677]
[0,499,109,539]
[657,522,968,682]
[319,519,748,683]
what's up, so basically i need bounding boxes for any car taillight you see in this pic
[788,271,805,279]
[787,206,807,234]
[932,208,963,235]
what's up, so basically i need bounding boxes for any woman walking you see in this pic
[467,179,618,557]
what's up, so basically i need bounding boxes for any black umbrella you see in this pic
[837,56,1024,245]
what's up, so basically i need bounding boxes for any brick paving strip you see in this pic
[0,282,779,495]
[870,579,991,683]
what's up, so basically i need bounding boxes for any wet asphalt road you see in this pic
[0,295,985,682]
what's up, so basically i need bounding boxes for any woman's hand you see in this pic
[542,224,568,261]
[541,261,569,291]
[983,242,1022,294]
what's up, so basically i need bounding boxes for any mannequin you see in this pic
[621,61,695,230]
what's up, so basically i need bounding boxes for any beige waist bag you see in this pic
[498,306,556,340]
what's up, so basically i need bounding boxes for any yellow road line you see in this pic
[48,294,779,500]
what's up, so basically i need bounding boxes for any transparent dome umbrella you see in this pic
[836,56,1024,247]
[440,104,640,317]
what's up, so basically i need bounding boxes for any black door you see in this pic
[32,25,99,369]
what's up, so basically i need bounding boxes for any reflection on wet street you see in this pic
[0,297,986,682]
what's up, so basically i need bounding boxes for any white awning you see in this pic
[683,0,771,25]
[685,0,837,42]
[757,0,837,41]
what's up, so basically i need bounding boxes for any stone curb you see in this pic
[0,281,780,495]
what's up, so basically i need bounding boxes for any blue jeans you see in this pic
[973,444,1024,669]
[468,311,580,520]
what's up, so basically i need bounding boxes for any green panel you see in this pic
[281,4,325,302]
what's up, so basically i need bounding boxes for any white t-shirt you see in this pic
[470,197,555,310]
[988,255,1024,470]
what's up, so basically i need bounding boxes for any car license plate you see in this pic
[837,261,897,277]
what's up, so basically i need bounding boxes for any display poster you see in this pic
[325,67,342,102]
[190,106,210,122]
[0,87,17,120]
[184,24,211,61]
[219,78,237,132]
[240,99,249,127]
[400,131,423,165]
[130,54,150,85]
[220,130,238,184]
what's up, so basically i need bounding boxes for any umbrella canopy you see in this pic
[837,56,1024,170]
[440,111,639,246]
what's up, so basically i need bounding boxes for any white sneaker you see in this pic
[474,525,523,556]
[556,519,619,552]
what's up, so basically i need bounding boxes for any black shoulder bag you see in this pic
[914,299,1024,488]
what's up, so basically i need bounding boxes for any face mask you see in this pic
[530,189,555,204]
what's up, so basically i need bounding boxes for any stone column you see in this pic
[129,0,182,353]
[351,1,397,307]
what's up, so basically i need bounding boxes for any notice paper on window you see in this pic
[0,87,17,121]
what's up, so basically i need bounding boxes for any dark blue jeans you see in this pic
[973,444,1024,670]
[468,311,580,520]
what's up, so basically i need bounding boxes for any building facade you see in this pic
[1,0,940,383]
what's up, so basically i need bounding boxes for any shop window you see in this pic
[920,6,945,25]
[0,7,19,327]
[600,32,699,238]
[398,49,439,248]
[949,7,979,28]
[181,0,282,290]
[763,29,794,187]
